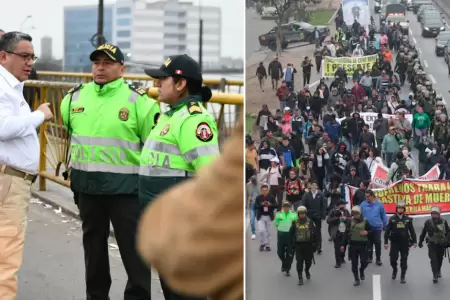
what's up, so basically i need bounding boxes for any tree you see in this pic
[254,0,295,55]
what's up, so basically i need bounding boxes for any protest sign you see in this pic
[345,178,449,215]
[337,112,413,133]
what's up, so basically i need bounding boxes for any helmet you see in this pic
[431,206,441,214]
[422,90,430,97]
[396,199,406,209]
[351,205,361,214]
[436,101,444,106]
[436,94,443,101]
[297,206,307,213]
[425,81,432,86]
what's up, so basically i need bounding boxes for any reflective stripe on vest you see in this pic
[72,135,141,151]
[278,221,292,232]
[71,161,139,174]
[138,166,195,177]
[70,135,141,174]
[144,139,220,164]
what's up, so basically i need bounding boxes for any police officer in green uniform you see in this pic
[342,205,372,286]
[384,199,417,284]
[275,201,298,276]
[60,44,160,299]
[418,206,450,283]
[139,54,220,300]
[290,206,316,286]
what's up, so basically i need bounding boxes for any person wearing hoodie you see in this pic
[360,189,388,266]
[352,44,364,57]
[426,145,446,173]
[343,150,371,181]
[387,152,413,183]
[256,62,267,91]
[277,136,297,177]
[347,112,366,149]
[327,199,351,268]
[283,63,297,90]
[382,126,400,167]
[332,143,351,175]
[373,113,389,150]
[285,169,305,210]
[276,81,290,111]
[302,181,327,254]
[324,114,341,141]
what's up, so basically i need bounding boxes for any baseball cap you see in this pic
[144,54,203,82]
[90,44,125,65]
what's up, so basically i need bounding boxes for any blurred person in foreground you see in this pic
[0,31,53,298]
[137,121,244,300]
[139,54,220,300]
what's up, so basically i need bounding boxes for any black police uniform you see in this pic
[326,204,351,267]
[384,214,417,282]
[290,217,317,285]
[342,216,372,286]
[419,218,450,282]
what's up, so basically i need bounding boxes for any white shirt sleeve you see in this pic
[0,92,45,140]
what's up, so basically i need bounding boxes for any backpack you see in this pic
[268,166,285,186]
[393,159,409,181]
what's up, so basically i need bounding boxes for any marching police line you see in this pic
[263,14,450,289]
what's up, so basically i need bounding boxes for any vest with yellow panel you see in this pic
[60,78,160,195]
[294,218,313,243]
[139,95,220,207]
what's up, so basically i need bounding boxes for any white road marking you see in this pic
[409,28,413,36]
[310,79,320,87]
[373,275,382,300]
[429,74,436,84]
[412,37,417,44]
[417,48,422,54]
[423,60,428,68]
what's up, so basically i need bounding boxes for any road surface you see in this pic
[18,200,163,300]
[246,8,278,58]
[246,1,450,299]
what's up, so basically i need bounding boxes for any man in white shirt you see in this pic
[0,31,53,299]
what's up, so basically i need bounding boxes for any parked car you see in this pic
[258,21,330,51]
[412,0,433,13]
[436,32,450,56]
[261,7,277,20]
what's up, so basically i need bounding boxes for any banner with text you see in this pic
[337,112,413,133]
[322,54,378,78]
[345,178,450,215]
[370,163,440,188]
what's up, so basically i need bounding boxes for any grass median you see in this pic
[309,9,335,25]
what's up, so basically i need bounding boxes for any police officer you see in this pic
[326,199,351,268]
[383,200,417,284]
[341,205,371,286]
[418,206,450,283]
[60,44,161,299]
[275,201,298,276]
[140,54,220,300]
[291,206,316,286]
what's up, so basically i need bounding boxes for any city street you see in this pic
[246,1,450,299]
[246,9,277,58]
[18,200,163,300]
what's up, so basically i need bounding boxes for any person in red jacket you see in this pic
[276,81,290,111]
[351,80,366,105]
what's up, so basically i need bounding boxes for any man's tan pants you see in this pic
[0,173,31,300]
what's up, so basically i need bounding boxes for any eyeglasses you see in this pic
[6,51,38,63]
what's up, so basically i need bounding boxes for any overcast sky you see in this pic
[0,0,244,59]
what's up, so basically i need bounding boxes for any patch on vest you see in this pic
[119,107,129,121]
[187,101,202,115]
[160,124,170,136]
[195,122,213,142]
[128,84,147,96]
[72,107,84,113]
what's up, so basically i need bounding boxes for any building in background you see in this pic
[40,36,53,60]
[63,5,113,72]
[112,0,222,68]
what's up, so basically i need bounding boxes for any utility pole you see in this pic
[198,1,203,71]
[97,0,105,46]
[199,19,203,71]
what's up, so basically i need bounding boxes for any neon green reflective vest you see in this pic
[139,95,220,207]
[60,78,160,195]
[275,211,297,233]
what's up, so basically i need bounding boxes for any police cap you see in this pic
[90,44,125,65]
[144,54,203,82]
[282,201,290,207]
[396,199,406,208]
[351,205,361,214]
[431,206,441,214]
[297,206,307,213]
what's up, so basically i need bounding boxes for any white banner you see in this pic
[337,112,413,133]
